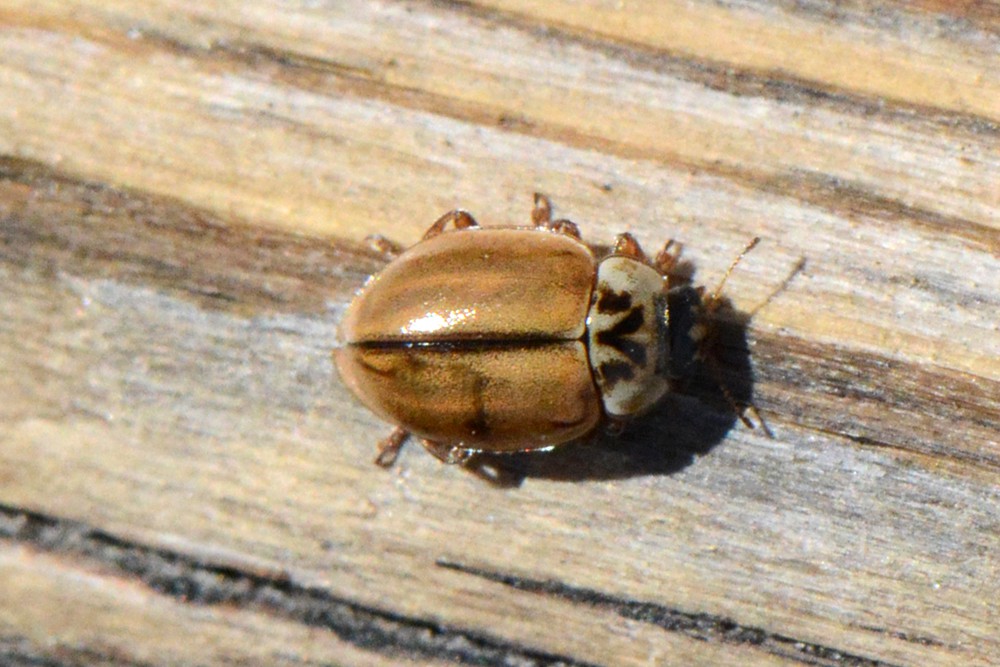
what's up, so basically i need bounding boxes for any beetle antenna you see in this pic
[695,236,773,438]
[704,237,760,312]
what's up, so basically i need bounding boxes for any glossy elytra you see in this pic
[334,195,757,468]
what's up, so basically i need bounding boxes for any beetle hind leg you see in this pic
[374,427,410,467]
[422,210,479,240]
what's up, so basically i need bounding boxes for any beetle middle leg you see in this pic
[422,210,479,240]
[531,193,581,238]
[420,440,474,465]
[364,234,405,260]
[374,426,410,467]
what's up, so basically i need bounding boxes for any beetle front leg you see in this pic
[374,426,410,467]
[655,239,689,290]
[422,210,479,240]
[655,239,682,276]
[612,232,650,263]
[420,440,474,465]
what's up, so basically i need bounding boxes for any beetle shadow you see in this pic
[464,286,758,487]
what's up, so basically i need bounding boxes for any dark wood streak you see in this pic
[0,504,600,667]
[437,559,905,667]
[42,21,998,250]
[0,156,377,315]
[0,637,156,667]
[223,37,1000,254]
[426,0,1000,138]
[744,330,1000,473]
[726,0,1000,40]
[73,0,999,139]
[226,33,1000,252]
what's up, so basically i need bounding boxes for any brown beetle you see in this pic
[335,195,756,467]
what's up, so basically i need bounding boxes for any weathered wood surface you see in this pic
[1,1,998,666]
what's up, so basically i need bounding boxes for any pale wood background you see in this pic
[2,1,999,666]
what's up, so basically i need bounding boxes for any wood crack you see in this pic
[0,504,601,667]
[423,0,1000,139]
[89,26,999,251]
[746,331,1000,472]
[202,38,1000,253]
[0,635,157,667]
[0,155,381,315]
[437,560,906,667]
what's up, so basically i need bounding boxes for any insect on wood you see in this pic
[334,195,759,468]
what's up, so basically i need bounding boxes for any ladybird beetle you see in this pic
[335,195,757,467]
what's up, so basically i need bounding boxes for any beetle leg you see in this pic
[422,210,479,240]
[655,239,689,289]
[550,219,582,239]
[613,232,650,262]
[654,239,681,274]
[374,427,410,467]
[532,194,582,238]
[531,192,553,226]
[603,415,628,436]
[420,440,474,465]
[364,234,405,260]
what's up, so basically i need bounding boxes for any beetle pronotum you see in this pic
[334,195,758,468]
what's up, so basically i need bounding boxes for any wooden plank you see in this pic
[1,1,998,665]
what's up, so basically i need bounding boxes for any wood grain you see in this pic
[1,1,998,666]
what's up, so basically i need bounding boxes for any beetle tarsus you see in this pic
[364,234,405,260]
[421,440,473,465]
[532,194,581,238]
[422,210,479,240]
[550,219,582,238]
[613,232,649,262]
[531,193,553,226]
[375,427,410,467]
[655,239,682,275]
